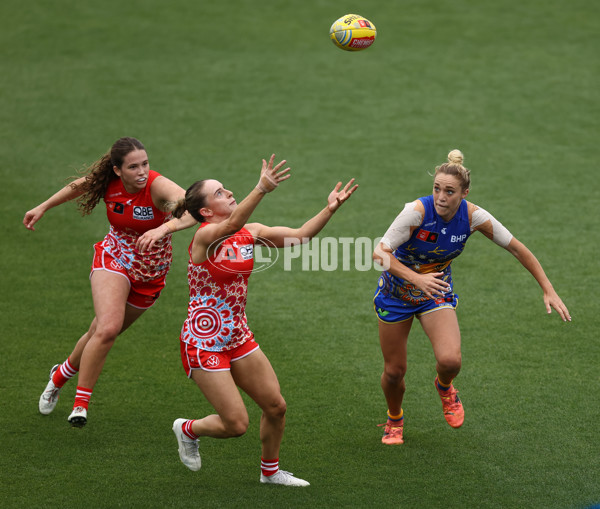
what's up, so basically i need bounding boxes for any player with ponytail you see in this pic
[167,155,357,486]
[24,137,196,427]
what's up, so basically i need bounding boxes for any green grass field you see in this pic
[1,0,598,507]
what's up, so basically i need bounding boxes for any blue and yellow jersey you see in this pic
[377,195,471,305]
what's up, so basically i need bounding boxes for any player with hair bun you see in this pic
[24,137,196,427]
[373,149,570,445]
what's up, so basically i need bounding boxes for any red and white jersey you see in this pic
[180,225,255,352]
[98,170,172,282]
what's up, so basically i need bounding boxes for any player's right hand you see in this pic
[23,206,45,231]
[256,154,290,193]
[414,272,451,300]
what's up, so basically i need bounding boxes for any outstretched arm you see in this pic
[247,179,358,247]
[192,155,290,262]
[504,237,571,322]
[472,206,571,322]
[23,176,87,231]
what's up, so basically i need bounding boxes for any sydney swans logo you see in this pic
[207,236,279,274]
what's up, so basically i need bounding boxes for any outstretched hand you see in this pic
[256,154,291,193]
[327,178,358,212]
[23,206,45,231]
[544,289,571,322]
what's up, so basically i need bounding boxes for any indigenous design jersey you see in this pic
[377,195,472,305]
[98,170,172,282]
[181,225,255,352]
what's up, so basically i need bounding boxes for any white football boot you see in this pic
[172,418,201,471]
[68,406,87,427]
[260,470,310,487]
[39,364,61,415]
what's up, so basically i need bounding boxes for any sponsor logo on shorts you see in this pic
[377,308,390,317]
[133,206,154,220]
[206,355,220,368]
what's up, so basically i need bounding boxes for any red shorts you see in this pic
[180,337,260,377]
[91,245,166,309]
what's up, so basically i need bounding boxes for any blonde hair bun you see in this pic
[447,149,464,165]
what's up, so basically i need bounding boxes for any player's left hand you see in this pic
[327,179,358,212]
[544,290,571,322]
[136,224,170,253]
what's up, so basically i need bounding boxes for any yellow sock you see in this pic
[436,377,452,389]
[387,409,403,420]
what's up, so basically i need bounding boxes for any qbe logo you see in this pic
[133,206,154,221]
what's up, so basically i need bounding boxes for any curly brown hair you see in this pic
[72,137,146,215]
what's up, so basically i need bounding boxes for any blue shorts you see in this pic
[373,288,459,323]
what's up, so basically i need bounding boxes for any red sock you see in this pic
[182,420,198,440]
[261,457,279,477]
[52,357,78,388]
[74,386,93,410]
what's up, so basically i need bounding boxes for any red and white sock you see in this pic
[261,457,279,477]
[52,357,78,388]
[73,386,93,410]
[182,420,198,440]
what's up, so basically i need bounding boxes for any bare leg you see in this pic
[76,271,145,390]
[189,369,249,438]
[378,318,413,416]
[419,308,464,427]
[188,350,285,457]
[231,349,286,460]
[185,349,309,486]
[66,303,144,369]
[419,309,462,385]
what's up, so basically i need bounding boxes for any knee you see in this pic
[93,324,120,344]
[224,416,249,438]
[437,353,462,376]
[383,364,407,386]
[263,396,287,421]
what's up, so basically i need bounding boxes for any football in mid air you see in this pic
[329,14,377,51]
